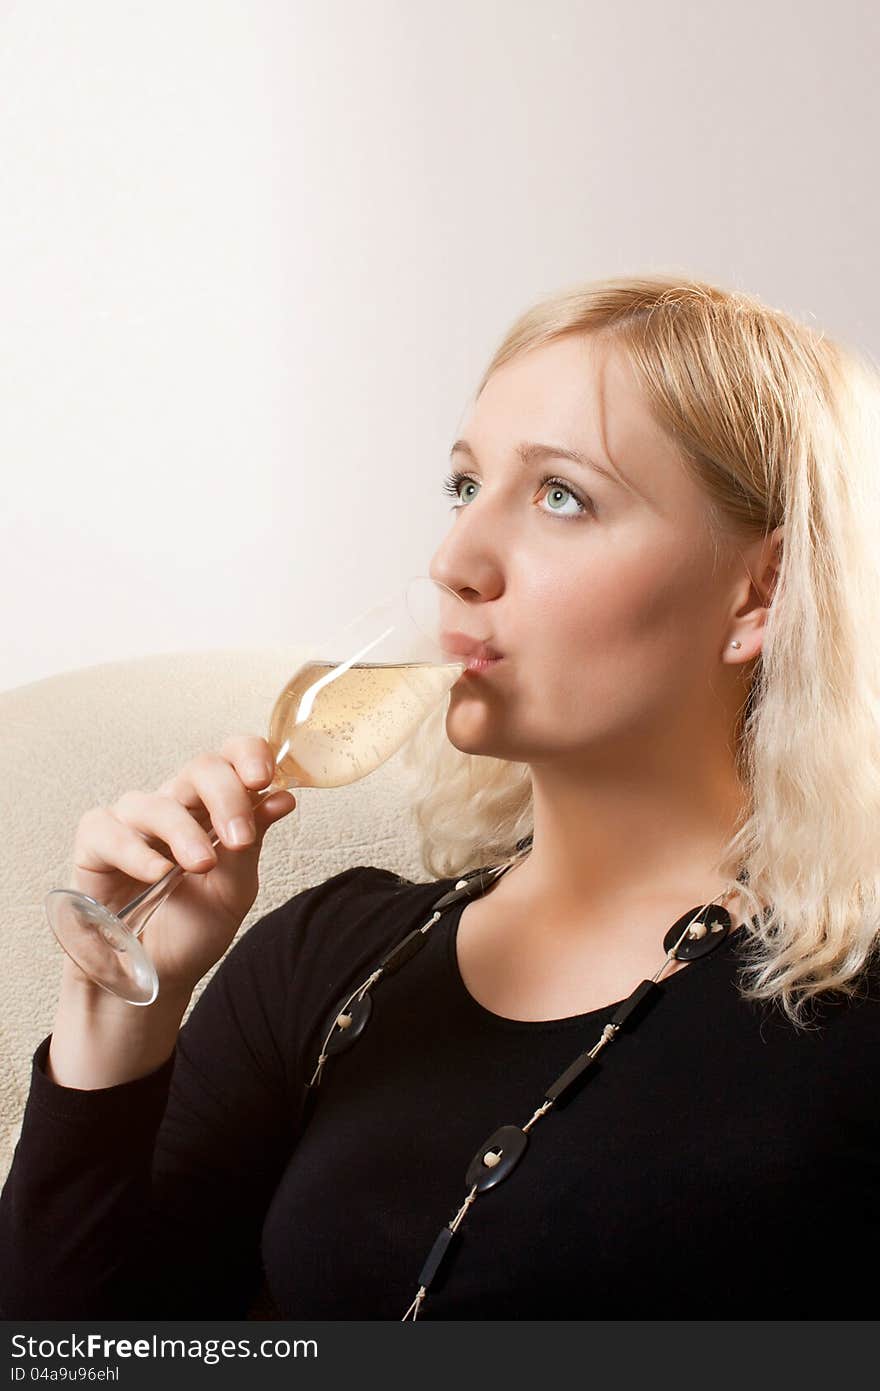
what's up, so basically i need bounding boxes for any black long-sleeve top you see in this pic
[1,865,878,1320]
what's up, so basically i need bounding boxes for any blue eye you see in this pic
[441,470,593,520]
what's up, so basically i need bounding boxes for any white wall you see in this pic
[2,0,877,692]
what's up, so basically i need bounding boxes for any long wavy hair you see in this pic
[399,272,880,1031]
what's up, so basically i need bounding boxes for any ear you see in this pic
[724,525,784,664]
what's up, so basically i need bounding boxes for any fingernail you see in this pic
[227,817,254,846]
[245,760,269,783]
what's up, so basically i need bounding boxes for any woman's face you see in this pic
[429,332,747,770]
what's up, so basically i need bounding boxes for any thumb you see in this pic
[253,789,297,837]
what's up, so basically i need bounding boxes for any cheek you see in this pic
[444,536,717,758]
[528,545,681,656]
[522,544,709,707]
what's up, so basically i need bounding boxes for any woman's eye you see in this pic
[539,479,589,517]
[441,471,592,520]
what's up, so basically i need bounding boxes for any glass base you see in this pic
[45,889,160,1005]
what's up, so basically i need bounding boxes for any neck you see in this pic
[501,732,749,942]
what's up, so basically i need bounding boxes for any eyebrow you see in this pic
[449,439,633,494]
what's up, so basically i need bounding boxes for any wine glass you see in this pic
[45,575,487,1006]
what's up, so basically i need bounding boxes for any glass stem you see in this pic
[116,782,293,939]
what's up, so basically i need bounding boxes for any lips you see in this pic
[462,653,503,675]
[440,629,504,662]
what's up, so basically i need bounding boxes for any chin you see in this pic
[445,705,494,746]
[444,707,518,761]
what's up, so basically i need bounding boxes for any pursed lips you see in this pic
[439,630,505,662]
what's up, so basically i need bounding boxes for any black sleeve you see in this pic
[0,869,364,1319]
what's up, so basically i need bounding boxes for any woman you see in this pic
[2,273,879,1319]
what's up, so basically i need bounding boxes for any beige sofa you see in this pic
[0,647,430,1188]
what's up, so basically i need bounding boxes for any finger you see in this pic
[218,734,279,788]
[161,752,263,851]
[253,788,297,829]
[73,805,180,881]
[154,778,292,845]
[158,736,281,806]
[112,790,219,872]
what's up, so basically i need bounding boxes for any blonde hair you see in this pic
[400,272,880,1032]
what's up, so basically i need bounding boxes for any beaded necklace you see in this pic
[304,857,749,1320]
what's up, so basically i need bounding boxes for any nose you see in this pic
[429,564,484,628]
[429,529,495,604]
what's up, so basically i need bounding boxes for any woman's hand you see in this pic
[64,734,296,1001]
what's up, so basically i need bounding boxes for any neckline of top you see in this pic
[440,883,741,1034]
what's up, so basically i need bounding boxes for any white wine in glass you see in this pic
[45,575,492,1006]
[268,659,463,789]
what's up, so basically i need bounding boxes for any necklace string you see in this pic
[303,859,748,1320]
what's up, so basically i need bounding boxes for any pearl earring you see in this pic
[730,640,742,649]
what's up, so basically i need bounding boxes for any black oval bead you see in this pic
[430,884,471,912]
[322,990,373,1056]
[430,864,516,916]
[465,867,506,896]
[465,1124,529,1192]
[663,903,732,960]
